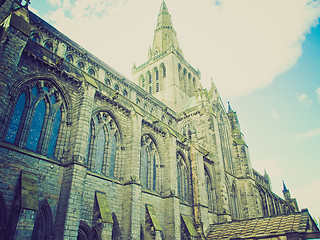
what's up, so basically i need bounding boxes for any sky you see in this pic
[28,0,320,221]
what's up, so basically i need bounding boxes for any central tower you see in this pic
[133,1,201,112]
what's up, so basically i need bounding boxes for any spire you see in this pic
[150,1,182,59]
[282,180,291,200]
[283,180,288,191]
[228,102,233,113]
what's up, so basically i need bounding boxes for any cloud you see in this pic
[269,108,281,121]
[297,93,312,107]
[294,128,320,141]
[316,87,320,102]
[39,0,320,98]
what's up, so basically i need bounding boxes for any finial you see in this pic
[228,101,233,113]
[23,0,31,7]
[282,180,288,191]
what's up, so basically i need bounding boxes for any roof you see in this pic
[207,210,319,239]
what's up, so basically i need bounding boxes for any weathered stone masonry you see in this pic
[0,1,312,240]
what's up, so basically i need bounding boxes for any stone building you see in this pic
[0,0,319,239]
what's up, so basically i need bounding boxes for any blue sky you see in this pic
[29,0,320,221]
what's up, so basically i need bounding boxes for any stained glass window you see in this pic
[109,135,116,177]
[6,92,26,143]
[26,100,46,151]
[47,109,61,157]
[95,129,106,174]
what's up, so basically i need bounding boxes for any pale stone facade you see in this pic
[0,1,305,240]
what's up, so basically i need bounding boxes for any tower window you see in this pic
[66,54,73,63]
[44,41,53,51]
[77,62,85,70]
[88,68,95,77]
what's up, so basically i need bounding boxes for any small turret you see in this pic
[282,180,291,200]
[227,102,241,132]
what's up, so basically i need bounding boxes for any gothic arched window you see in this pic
[44,41,53,51]
[31,32,41,43]
[87,112,121,179]
[66,54,73,63]
[228,183,239,219]
[77,61,85,70]
[77,221,91,240]
[140,134,160,192]
[88,68,95,77]
[31,199,53,240]
[177,153,191,203]
[161,64,166,78]
[5,82,66,158]
[205,168,215,212]
[181,122,196,140]
[218,113,234,173]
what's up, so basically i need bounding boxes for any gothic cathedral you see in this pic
[0,0,319,239]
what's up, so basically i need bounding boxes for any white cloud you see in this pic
[269,108,281,121]
[298,93,312,107]
[39,0,320,98]
[294,128,320,141]
[316,87,320,102]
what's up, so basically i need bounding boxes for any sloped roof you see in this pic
[207,210,319,239]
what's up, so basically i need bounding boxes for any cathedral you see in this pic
[0,0,319,239]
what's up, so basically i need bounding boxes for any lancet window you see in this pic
[218,113,234,173]
[87,111,121,179]
[181,122,196,140]
[205,168,215,212]
[140,134,161,192]
[228,183,239,219]
[31,200,53,240]
[5,81,67,158]
[177,152,191,203]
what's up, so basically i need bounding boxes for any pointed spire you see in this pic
[282,180,291,200]
[228,102,233,113]
[283,180,288,191]
[156,1,172,29]
[150,1,181,58]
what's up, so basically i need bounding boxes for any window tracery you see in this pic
[87,112,120,179]
[140,134,160,192]
[205,168,215,212]
[5,82,65,158]
[177,152,191,203]
[181,122,196,140]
